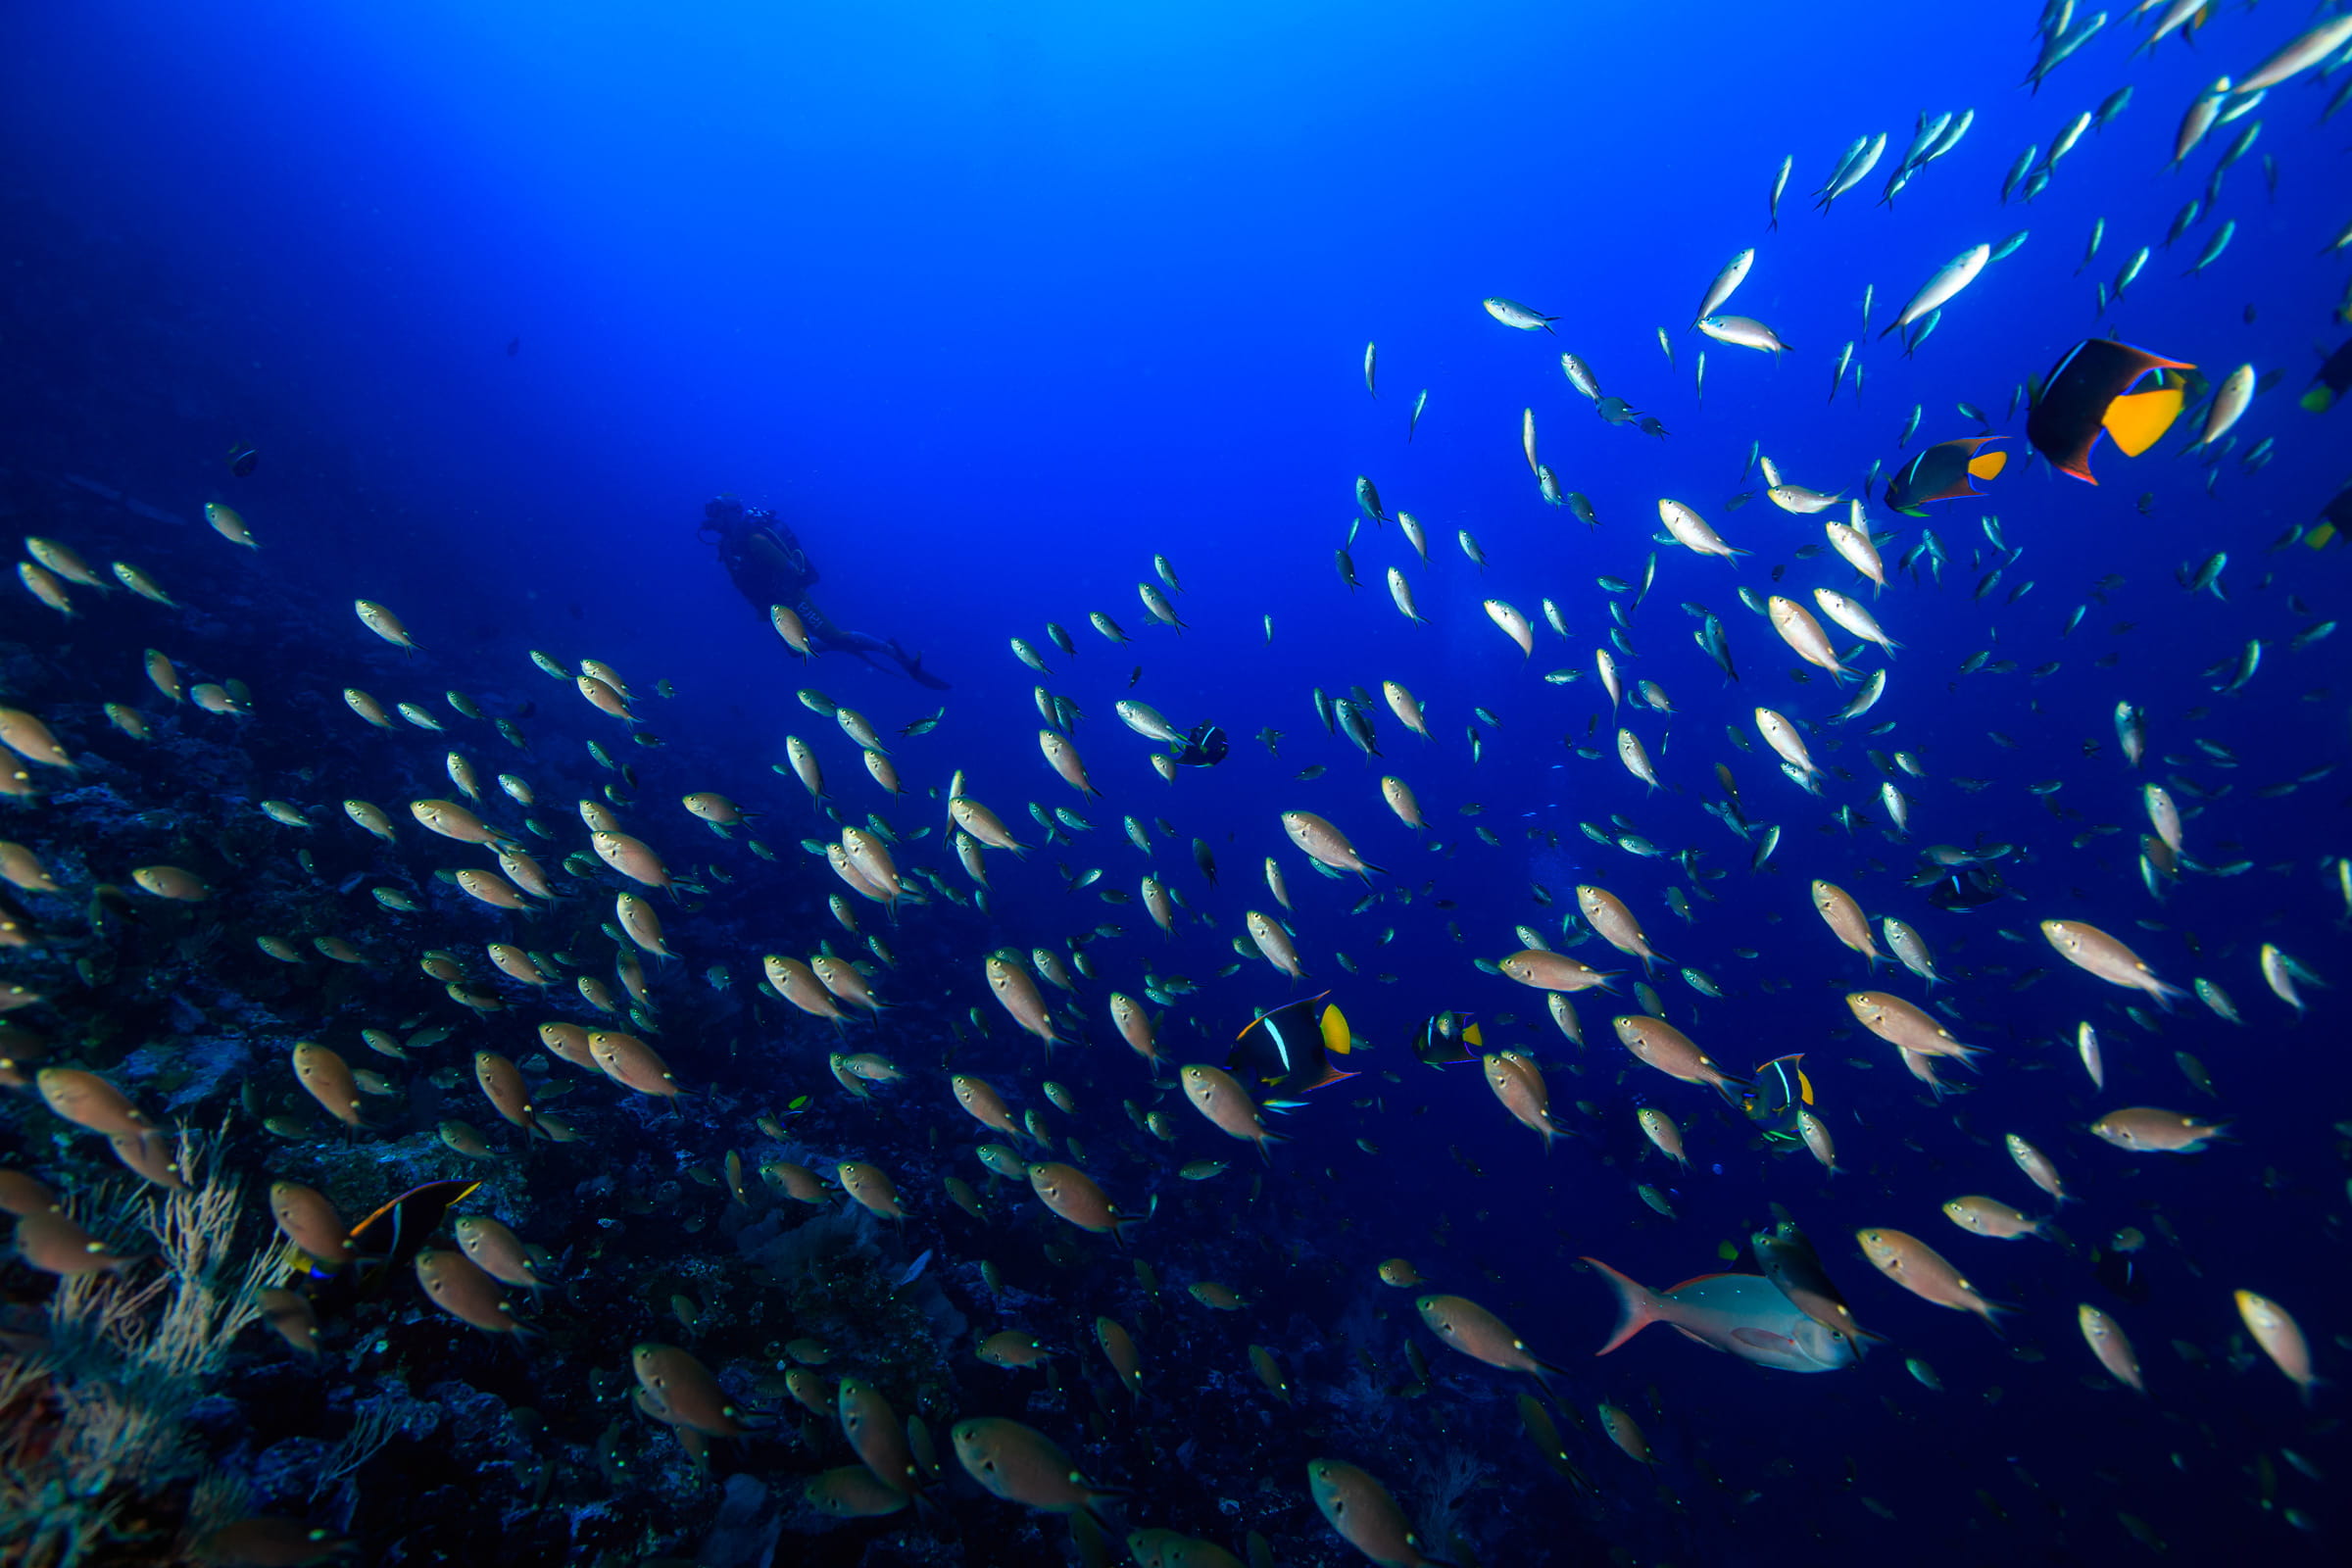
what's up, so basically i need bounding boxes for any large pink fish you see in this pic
[1584,1257,1860,1373]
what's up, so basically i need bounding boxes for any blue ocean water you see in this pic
[1,2,2348,1564]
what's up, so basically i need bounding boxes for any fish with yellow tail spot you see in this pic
[1281,810,1384,879]
[1038,729,1100,797]
[2041,919,2185,1004]
[951,1073,1030,1144]
[415,1248,528,1334]
[255,1290,322,1357]
[1481,1052,1563,1148]
[113,562,174,605]
[291,1042,366,1128]
[1483,599,1534,657]
[838,1376,919,1495]
[805,1467,908,1518]
[1250,1344,1292,1404]
[1638,1106,1688,1167]
[268,1181,351,1269]
[2234,1291,2320,1403]
[2077,1304,2145,1395]
[1307,1457,1455,1567]
[1415,1293,1566,1389]
[837,1161,906,1220]
[26,537,105,589]
[1752,1214,1880,1345]
[588,1030,681,1098]
[13,1210,136,1276]
[18,564,74,616]
[976,1331,1053,1369]
[681,791,749,827]
[953,1418,1121,1518]
[1768,596,1853,681]
[0,710,74,772]
[1575,884,1661,971]
[588,829,670,889]
[1855,1227,2010,1330]
[1612,1014,1751,1102]
[1811,880,1883,966]
[984,954,1063,1048]
[1027,1161,1149,1242]
[1097,1316,1145,1398]
[1180,1063,1281,1160]
[453,1215,542,1290]
[204,503,258,548]
[2027,338,2194,484]
[633,1344,747,1436]
[354,599,417,651]
[1597,1403,1652,1466]
[2089,1106,2231,1153]
[35,1068,152,1137]
[1497,950,1617,993]
[1109,993,1159,1066]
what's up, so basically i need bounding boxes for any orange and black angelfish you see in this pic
[313,1184,482,1306]
[2027,338,2195,484]
[1230,992,1359,1103]
[1884,436,2008,516]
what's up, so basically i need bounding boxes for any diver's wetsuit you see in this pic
[701,497,948,688]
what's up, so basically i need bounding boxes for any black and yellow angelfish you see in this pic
[1739,1054,1815,1143]
[1884,436,2007,515]
[1230,992,1358,1103]
[2299,339,2352,416]
[1409,1010,1483,1068]
[2026,338,2194,484]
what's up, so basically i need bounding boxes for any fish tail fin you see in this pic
[1710,1073,1754,1109]
[1111,1193,1159,1248]
[1582,1257,1664,1355]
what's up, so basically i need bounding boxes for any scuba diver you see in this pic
[1170,721,1228,767]
[1909,844,2014,912]
[699,496,949,689]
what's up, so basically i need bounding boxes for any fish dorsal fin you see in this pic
[1664,1271,1745,1294]
[2105,387,2184,457]
[1967,450,2009,481]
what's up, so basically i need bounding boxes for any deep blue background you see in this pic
[3,2,2348,1563]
